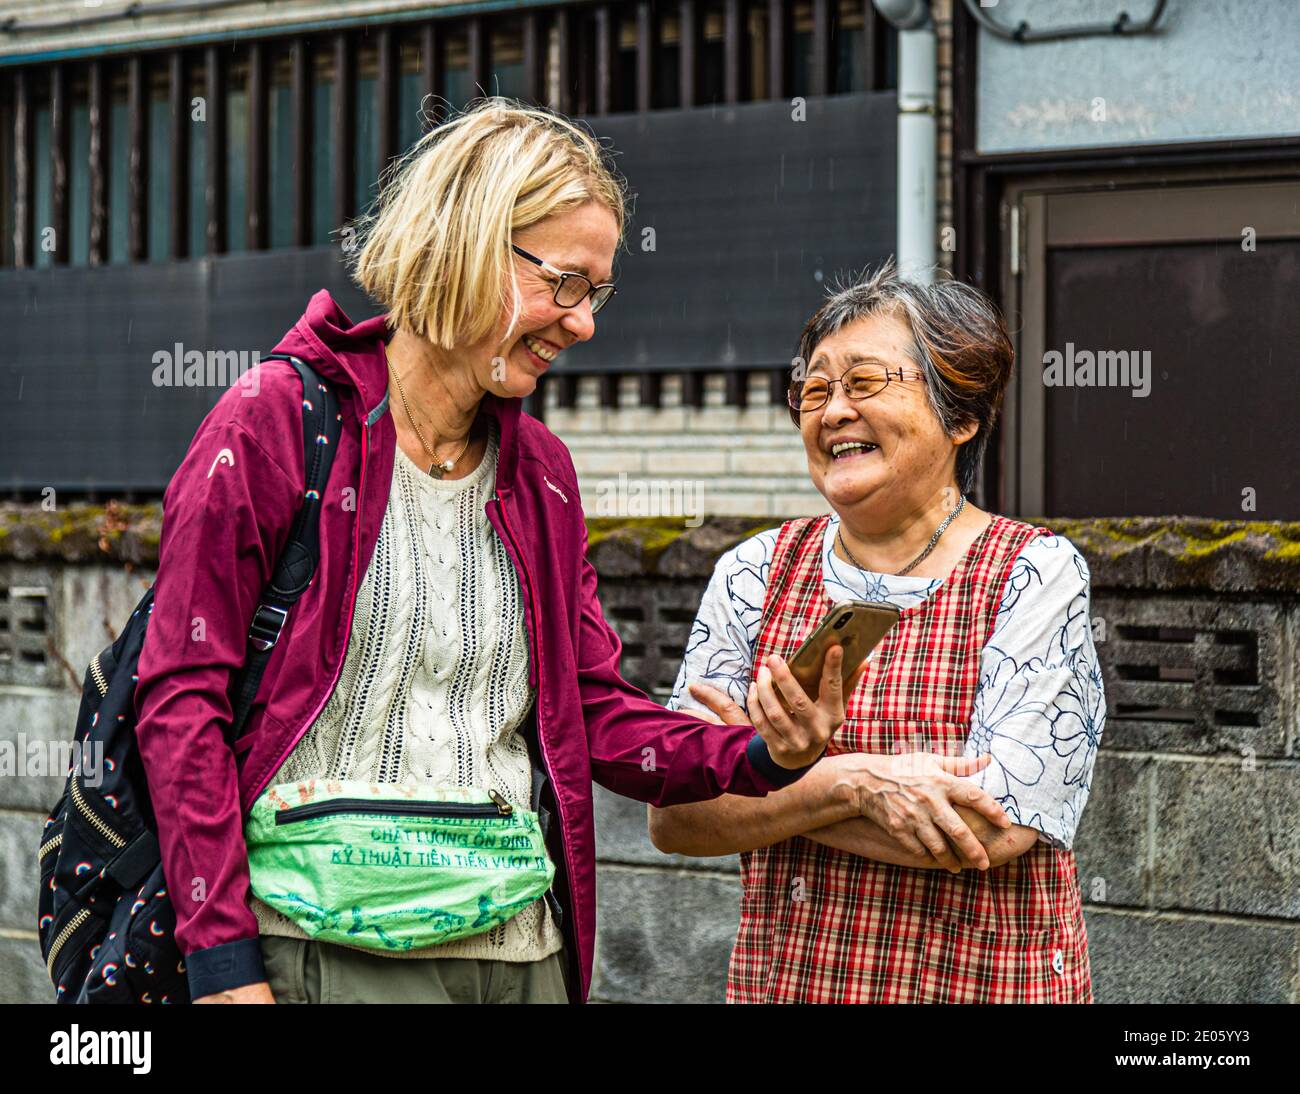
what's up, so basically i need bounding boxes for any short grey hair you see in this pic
[792,259,1015,497]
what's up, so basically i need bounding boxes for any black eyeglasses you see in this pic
[787,364,925,425]
[511,244,618,316]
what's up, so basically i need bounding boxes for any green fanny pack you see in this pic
[245,779,555,953]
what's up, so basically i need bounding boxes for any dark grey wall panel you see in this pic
[0,94,896,494]
[0,247,372,493]
[569,93,897,374]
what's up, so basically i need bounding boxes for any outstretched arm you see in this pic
[649,683,1012,872]
[647,756,860,858]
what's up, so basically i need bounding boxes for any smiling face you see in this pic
[800,310,976,516]
[467,199,619,400]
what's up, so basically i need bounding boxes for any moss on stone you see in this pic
[584,516,789,565]
[585,516,697,558]
[0,502,160,561]
[1042,516,1300,564]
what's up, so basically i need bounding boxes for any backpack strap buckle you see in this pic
[248,603,289,652]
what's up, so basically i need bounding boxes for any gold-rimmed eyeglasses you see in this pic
[787,364,925,425]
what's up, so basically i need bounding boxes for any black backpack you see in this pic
[36,354,342,1003]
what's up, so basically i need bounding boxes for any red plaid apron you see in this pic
[727,513,1092,1003]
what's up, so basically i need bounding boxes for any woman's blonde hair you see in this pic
[350,96,627,349]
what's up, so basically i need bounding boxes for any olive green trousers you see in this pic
[259,934,569,1004]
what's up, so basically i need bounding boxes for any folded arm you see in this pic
[804,805,1040,869]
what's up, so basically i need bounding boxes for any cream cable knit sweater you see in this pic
[250,416,563,962]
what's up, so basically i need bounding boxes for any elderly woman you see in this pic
[133,99,855,1006]
[649,263,1106,1004]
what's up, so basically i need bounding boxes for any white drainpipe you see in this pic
[876,1,938,284]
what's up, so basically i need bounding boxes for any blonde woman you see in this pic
[133,98,858,1005]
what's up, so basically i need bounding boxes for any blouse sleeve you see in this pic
[963,534,1107,851]
[666,529,779,717]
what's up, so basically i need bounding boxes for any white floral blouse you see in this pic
[666,514,1107,850]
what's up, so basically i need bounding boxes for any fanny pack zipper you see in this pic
[274,788,514,824]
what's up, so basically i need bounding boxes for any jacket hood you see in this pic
[271,288,524,487]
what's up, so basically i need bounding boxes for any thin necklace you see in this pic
[836,494,966,577]
[387,358,472,478]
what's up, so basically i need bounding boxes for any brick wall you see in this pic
[545,374,827,520]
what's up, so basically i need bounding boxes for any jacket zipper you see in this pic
[246,393,369,816]
[492,486,580,988]
[275,790,512,825]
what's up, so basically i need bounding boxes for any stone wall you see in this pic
[1,504,1296,1002]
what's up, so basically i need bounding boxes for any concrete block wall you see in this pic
[3,509,1295,1003]
[0,559,153,1003]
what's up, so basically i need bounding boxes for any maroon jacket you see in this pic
[133,291,803,1002]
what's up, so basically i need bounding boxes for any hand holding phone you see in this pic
[685,601,900,770]
[776,599,900,712]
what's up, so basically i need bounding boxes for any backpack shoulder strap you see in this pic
[226,354,342,745]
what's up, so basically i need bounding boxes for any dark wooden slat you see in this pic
[87,61,107,265]
[769,368,788,407]
[13,70,32,267]
[574,8,594,114]
[598,373,620,409]
[522,12,545,104]
[723,0,742,104]
[639,371,662,409]
[528,374,548,424]
[290,39,312,247]
[556,373,579,409]
[767,0,788,100]
[332,33,355,229]
[861,0,878,92]
[247,41,267,250]
[679,0,700,107]
[810,0,832,96]
[205,46,227,255]
[635,2,653,113]
[376,26,398,170]
[126,56,148,261]
[466,16,488,98]
[168,52,189,259]
[725,369,749,409]
[49,65,69,265]
[594,5,614,115]
[555,9,574,114]
[681,370,705,409]
[422,23,444,126]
